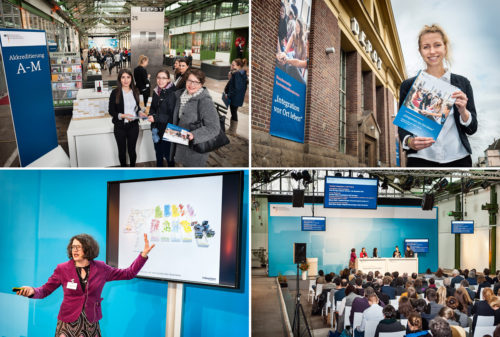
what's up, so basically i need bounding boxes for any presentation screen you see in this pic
[451,220,474,234]
[405,239,429,253]
[301,216,326,231]
[324,176,378,209]
[107,171,243,289]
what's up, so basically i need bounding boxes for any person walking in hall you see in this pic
[224,58,248,136]
[134,55,151,104]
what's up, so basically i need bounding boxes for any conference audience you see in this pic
[397,296,414,319]
[484,268,494,284]
[381,276,396,299]
[454,286,473,316]
[334,279,348,302]
[425,288,444,319]
[471,288,500,334]
[429,317,452,337]
[476,275,491,299]
[466,269,478,285]
[437,286,448,306]
[459,280,476,302]
[338,284,362,329]
[450,269,464,288]
[445,296,468,327]
[374,305,405,337]
[438,306,459,326]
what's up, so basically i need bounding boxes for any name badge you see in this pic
[67,280,77,290]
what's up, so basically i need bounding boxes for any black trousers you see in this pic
[407,155,472,168]
[154,140,174,167]
[114,122,139,167]
[229,105,239,121]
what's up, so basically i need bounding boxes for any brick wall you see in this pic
[305,0,341,149]
[376,85,388,164]
[250,0,280,132]
[345,51,362,157]
[363,71,376,112]
[387,90,397,166]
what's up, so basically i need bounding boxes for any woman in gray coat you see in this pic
[170,69,220,167]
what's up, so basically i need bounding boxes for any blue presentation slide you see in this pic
[451,220,474,234]
[324,177,378,209]
[301,217,326,231]
[405,239,429,253]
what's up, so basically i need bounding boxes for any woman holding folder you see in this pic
[398,24,477,167]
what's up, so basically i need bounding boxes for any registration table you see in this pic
[355,257,418,275]
[67,117,155,167]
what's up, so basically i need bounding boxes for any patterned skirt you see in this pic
[55,309,101,337]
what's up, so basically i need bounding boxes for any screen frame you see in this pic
[323,176,379,210]
[451,220,475,234]
[301,216,326,231]
[404,238,429,253]
[106,171,244,289]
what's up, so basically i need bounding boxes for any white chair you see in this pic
[390,299,399,310]
[365,320,379,337]
[344,306,352,329]
[400,319,408,327]
[322,291,332,316]
[379,332,406,337]
[336,300,342,312]
[470,285,478,291]
[455,283,461,289]
[308,279,316,303]
[353,312,363,330]
[473,325,495,337]
[476,315,495,326]
[435,280,444,287]
[315,283,323,300]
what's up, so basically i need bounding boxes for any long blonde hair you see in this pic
[418,24,452,66]
[138,55,148,66]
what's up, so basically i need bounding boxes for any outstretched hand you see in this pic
[16,286,34,297]
[141,233,155,258]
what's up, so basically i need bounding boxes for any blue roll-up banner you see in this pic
[0,29,58,166]
[270,0,311,143]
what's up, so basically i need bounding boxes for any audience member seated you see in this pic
[412,298,430,330]
[453,287,473,316]
[445,296,468,328]
[437,286,448,306]
[381,276,396,299]
[397,295,414,319]
[414,278,425,294]
[351,287,377,326]
[471,288,499,334]
[406,312,432,337]
[429,317,452,337]
[355,293,384,337]
[317,270,326,284]
[435,268,447,280]
[373,282,390,306]
[484,268,494,285]
[450,270,464,288]
[443,278,456,297]
[428,278,437,289]
[335,278,348,302]
[374,305,405,337]
[467,269,478,285]
[355,277,365,296]
[323,274,336,290]
[438,306,459,326]
[424,288,444,319]
[424,269,435,279]
[338,284,362,328]
[476,275,491,299]
[394,277,406,296]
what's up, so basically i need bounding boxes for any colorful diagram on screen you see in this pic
[123,203,216,248]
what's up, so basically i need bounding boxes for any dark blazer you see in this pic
[471,300,500,333]
[374,318,405,337]
[381,285,396,299]
[450,275,464,288]
[226,70,248,107]
[148,85,177,136]
[398,73,478,155]
[108,88,140,126]
[33,254,147,323]
[133,65,150,94]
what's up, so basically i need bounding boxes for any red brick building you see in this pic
[252,0,406,167]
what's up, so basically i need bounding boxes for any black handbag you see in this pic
[189,100,230,153]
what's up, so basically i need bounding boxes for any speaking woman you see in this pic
[148,68,177,167]
[398,24,477,167]
[109,69,146,167]
[349,248,356,270]
[170,69,220,167]
[16,233,155,337]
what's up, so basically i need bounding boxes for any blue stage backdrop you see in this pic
[0,29,58,166]
[0,170,248,337]
[268,203,438,276]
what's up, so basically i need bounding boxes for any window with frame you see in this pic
[217,2,233,19]
[217,31,232,52]
[202,4,216,22]
[202,32,216,51]
[184,34,192,49]
[339,49,347,153]
[1,1,21,28]
[234,0,249,15]
[192,10,201,23]
[182,12,192,26]
[192,33,202,47]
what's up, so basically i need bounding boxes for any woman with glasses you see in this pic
[170,69,220,167]
[148,68,177,167]
[15,233,155,337]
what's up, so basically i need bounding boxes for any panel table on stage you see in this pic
[355,257,418,274]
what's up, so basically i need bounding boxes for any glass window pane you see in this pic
[217,30,232,52]
[192,10,201,23]
[217,2,233,19]
[235,0,249,15]
[202,4,216,21]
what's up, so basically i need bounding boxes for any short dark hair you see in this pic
[318,270,324,276]
[355,277,363,286]
[326,274,333,283]
[430,317,452,337]
[345,284,355,296]
[426,288,438,302]
[383,305,397,319]
[67,234,99,260]
[186,68,206,85]
[156,68,171,79]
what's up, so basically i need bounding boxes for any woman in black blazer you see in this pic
[108,69,146,167]
[147,69,177,167]
[398,24,477,167]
